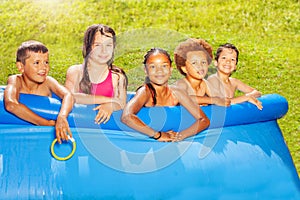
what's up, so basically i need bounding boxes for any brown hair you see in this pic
[79,24,127,94]
[174,38,213,76]
[16,40,48,65]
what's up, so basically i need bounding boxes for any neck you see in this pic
[87,63,109,83]
[21,75,39,92]
[217,71,230,83]
[185,76,203,90]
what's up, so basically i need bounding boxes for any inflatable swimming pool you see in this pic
[0,87,299,199]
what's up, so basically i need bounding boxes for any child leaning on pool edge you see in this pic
[65,24,127,124]
[4,40,74,144]
[174,38,230,106]
[121,48,210,142]
[207,43,263,110]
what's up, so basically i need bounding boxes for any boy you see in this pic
[207,43,262,110]
[4,40,74,143]
[174,38,230,106]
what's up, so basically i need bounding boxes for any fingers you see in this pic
[94,110,111,124]
[55,120,72,144]
[256,101,263,110]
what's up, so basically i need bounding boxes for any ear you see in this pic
[214,60,218,67]
[144,67,148,75]
[181,66,187,74]
[16,62,24,73]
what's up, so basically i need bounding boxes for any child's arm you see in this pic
[171,87,210,141]
[121,87,174,142]
[65,65,117,104]
[231,78,263,110]
[4,75,56,126]
[193,95,231,106]
[202,80,231,106]
[47,76,74,144]
[92,73,127,124]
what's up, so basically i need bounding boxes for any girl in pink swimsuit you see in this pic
[65,24,127,124]
[121,48,210,142]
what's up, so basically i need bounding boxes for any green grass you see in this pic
[0,0,299,175]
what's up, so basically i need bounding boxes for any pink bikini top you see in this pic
[90,70,114,97]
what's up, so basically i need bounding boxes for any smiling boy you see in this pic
[4,40,74,143]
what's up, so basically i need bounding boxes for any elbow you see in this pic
[121,113,134,125]
[121,113,129,125]
[5,100,19,113]
[202,116,210,129]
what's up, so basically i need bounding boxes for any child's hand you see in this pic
[156,131,177,142]
[168,131,185,142]
[248,96,263,110]
[93,103,113,124]
[212,97,231,106]
[48,120,56,126]
[55,115,72,144]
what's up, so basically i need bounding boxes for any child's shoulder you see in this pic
[207,73,218,81]
[67,64,82,72]
[174,78,188,88]
[7,74,22,83]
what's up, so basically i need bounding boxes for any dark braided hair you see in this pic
[79,24,127,94]
[137,48,172,106]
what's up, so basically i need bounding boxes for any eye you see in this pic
[202,61,207,65]
[231,58,236,62]
[221,56,226,60]
[34,61,39,65]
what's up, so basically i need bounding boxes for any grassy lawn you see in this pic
[0,0,299,175]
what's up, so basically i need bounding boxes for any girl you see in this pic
[174,38,230,106]
[65,24,127,124]
[207,43,262,110]
[121,48,210,142]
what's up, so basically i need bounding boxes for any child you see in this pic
[121,48,210,142]
[4,40,74,144]
[207,43,263,110]
[174,38,230,106]
[65,24,127,124]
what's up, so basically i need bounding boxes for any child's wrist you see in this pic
[150,131,162,140]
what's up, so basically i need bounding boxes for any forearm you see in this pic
[179,117,210,139]
[59,93,74,117]
[230,95,250,104]
[246,90,262,98]
[195,96,214,105]
[73,93,115,104]
[121,114,157,137]
[5,102,53,126]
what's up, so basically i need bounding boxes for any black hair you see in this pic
[215,43,239,64]
[138,48,172,106]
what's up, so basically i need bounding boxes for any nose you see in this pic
[40,62,48,70]
[155,65,164,72]
[225,58,231,63]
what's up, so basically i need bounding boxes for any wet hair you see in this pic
[215,43,239,64]
[174,38,213,76]
[138,48,172,106]
[79,24,127,94]
[16,40,48,65]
